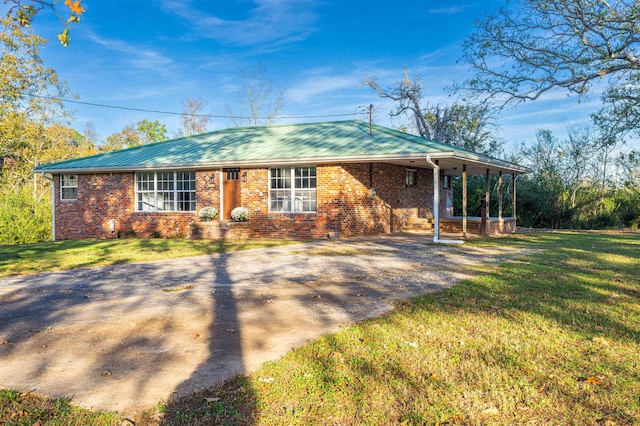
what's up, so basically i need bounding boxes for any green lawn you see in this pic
[1,231,639,425]
[0,238,301,277]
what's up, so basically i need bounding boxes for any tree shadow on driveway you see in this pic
[0,234,510,418]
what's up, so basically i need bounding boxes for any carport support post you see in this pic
[512,173,517,219]
[498,171,503,221]
[462,164,467,238]
[483,169,490,235]
[433,160,440,241]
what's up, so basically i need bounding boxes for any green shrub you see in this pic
[0,187,51,245]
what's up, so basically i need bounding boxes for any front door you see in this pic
[223,168,241,219]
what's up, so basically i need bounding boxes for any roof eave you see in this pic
[31,153,429,174]
[32,151,530,174]
[427,151,531,174]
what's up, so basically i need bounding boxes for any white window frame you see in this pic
[60,174,78,200]
[269,166,317,213]
[135,171,196,212]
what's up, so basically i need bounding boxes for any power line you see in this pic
[24,93,367,120]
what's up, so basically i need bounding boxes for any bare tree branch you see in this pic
[459,0,640,129]
[225,63,286,127]
[364,67,431,139]
[180,97,210,136]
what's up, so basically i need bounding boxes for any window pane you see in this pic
[138,192,154,211]
[156,191,174,211]
[295,190,316,212]
[157,172,174,191]
[177,191,196,211]
[294,167,316,189]
[61,174,78,187]
[136,172,154,191]
[406,170,417,186]
[270,189,291,212]
[62,187,77,200]
[270,168,291,189]
[175,171,196,211]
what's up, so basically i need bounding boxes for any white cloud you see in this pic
[287,70,359,104]
[87,33,174,73]
[423,6,470,15]
[160,0,319,47]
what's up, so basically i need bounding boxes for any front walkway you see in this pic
[0,233,518,415]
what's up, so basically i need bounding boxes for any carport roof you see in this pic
[33,120,529,175]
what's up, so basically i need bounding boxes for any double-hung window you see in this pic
[269,166,316,213]
[135,171,196,212]
[60,174,78,200]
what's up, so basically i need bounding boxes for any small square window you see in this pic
[405,169,417,187]
[60,174,78,200]
[442,175,451,189]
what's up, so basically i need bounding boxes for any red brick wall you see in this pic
[54,164,436,240]
[54,171,218,240]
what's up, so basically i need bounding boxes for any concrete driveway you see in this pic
[0,233,514,415]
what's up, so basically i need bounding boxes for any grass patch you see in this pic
[160,231,640,425]
[0,238,301,277]
[2,232,638,425]
[0,389,124,425]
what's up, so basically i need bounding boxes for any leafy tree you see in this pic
[136,119,167,144]
[4,0,85,46]
[0,17,68,165]
[102,119,168,152]
[179,96,210,136]
[518,130,574,228]
[460,0,640,136]
[617,149,640,188]
[225,63,286,127]
[0,13,97,244]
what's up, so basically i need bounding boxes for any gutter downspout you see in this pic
[425,156,464,244]
[41,172,55,241]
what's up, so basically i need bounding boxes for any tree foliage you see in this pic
[102,119,168,152]
[1,17,69,171]
[424,104,503,155]
[4,0,85,46]
[0,17,96,244]
[515,126,639,229]
[225,63,286,127]
[461,0,640,135]
[0,185,51,244]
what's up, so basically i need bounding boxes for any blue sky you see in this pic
[13,0,616,152]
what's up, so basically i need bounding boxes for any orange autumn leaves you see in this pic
[64,0,85,15]
[7,0,85,46]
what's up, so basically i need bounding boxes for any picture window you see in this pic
[135,171,196,212]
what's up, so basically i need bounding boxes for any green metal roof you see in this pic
[32,120,528,174]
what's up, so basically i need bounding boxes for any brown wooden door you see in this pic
[223,168,241,219]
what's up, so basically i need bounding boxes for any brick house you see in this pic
[33,121,528,241]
